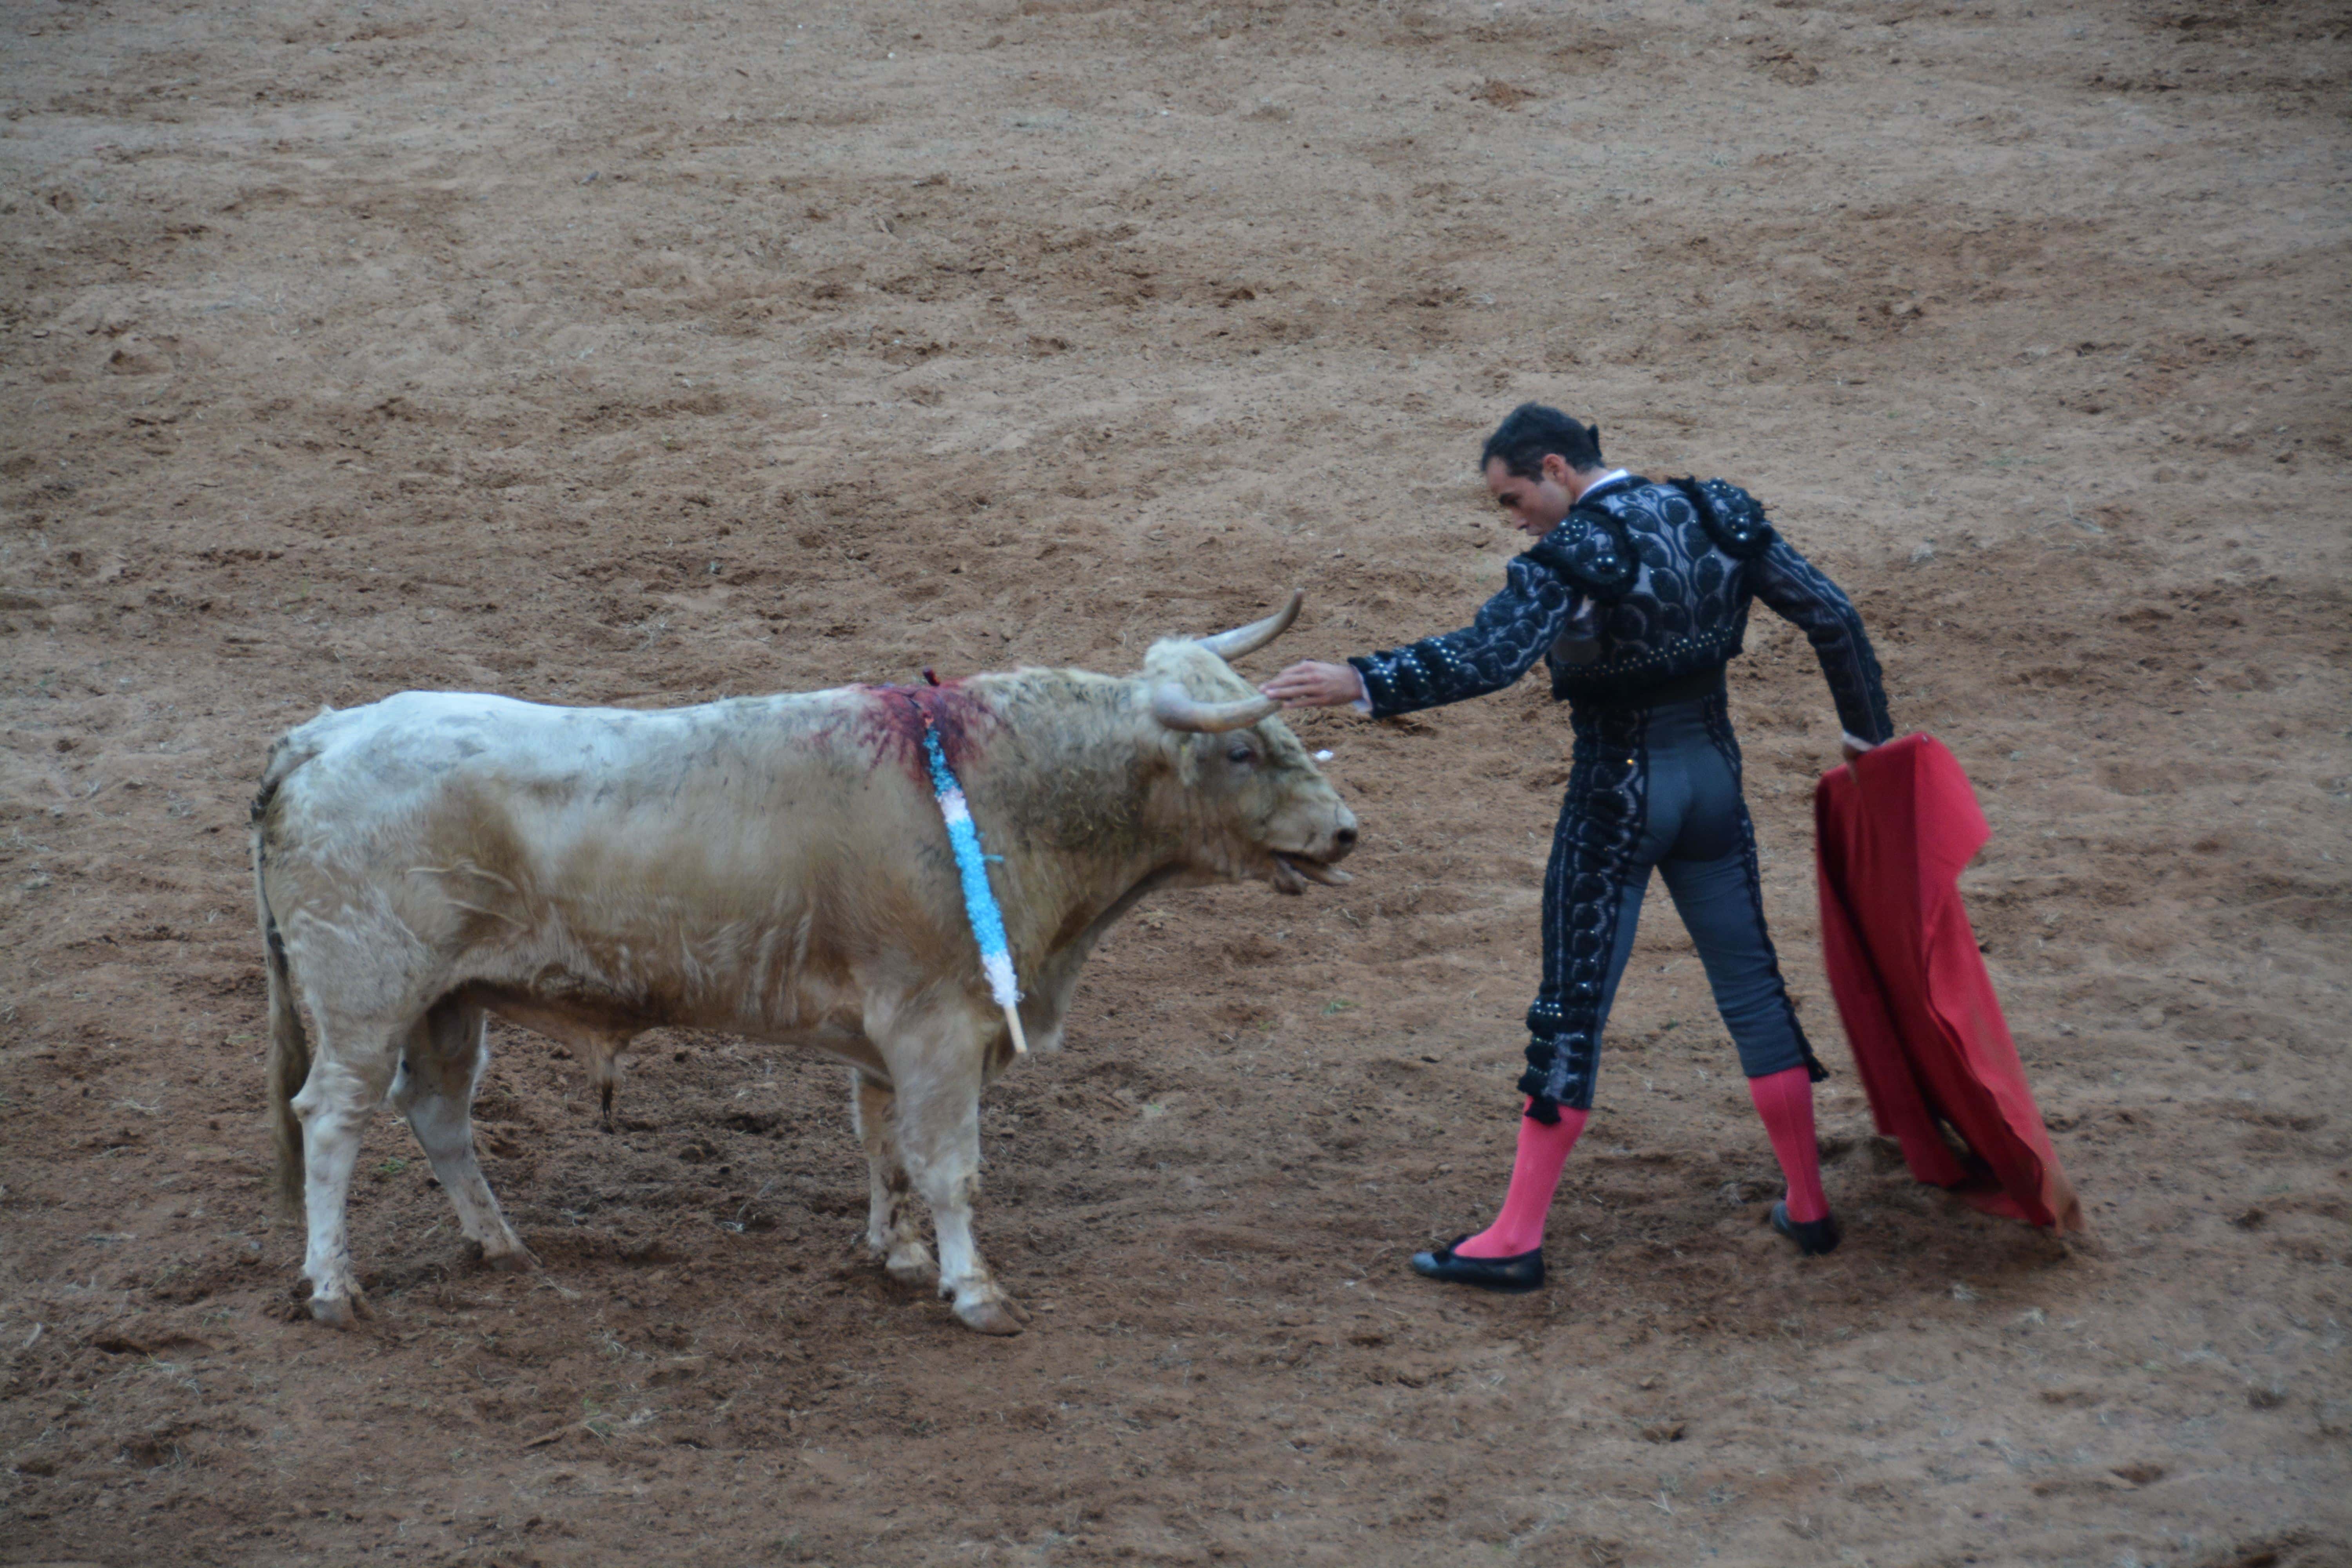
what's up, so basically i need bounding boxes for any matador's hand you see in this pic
[1260,660,1367,710]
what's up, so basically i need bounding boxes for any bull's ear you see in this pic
[1150,684,1278,733]
[1195,589,1302,662]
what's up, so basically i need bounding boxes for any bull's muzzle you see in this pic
[1270,809,1358,893]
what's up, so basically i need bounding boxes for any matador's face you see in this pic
[1484,454,1581,536]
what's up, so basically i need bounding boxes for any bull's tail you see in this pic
[252,749,312,1217]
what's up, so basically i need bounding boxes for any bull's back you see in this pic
[274,688,868,812]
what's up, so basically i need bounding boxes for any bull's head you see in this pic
[1141,591,1359,895]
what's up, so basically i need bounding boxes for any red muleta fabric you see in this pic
[1814,734,2084,1232]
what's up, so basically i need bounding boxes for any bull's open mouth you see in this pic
[1270,853,1352,895]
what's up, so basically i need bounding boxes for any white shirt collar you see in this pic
[1577,469,1633,501]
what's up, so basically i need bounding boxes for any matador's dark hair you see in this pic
[1481,402,1604,479]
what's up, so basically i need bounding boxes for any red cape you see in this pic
[1814,735,2083,1231]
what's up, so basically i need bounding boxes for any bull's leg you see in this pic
[589,1032,630,1133]
[849,1069,936,1287]
[882,1016,1029,1336]
[290,1012,404,1326]
[392,999,536,1273]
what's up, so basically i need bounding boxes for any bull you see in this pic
[253,593,1356,1333]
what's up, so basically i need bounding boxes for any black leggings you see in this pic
[1520,689,1820,1116]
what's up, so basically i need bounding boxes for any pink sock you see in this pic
[1453,1101,1590,1258]
[1748,1066,1830,1223]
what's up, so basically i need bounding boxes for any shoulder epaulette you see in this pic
[1668,477,1777,560]
[1522,504,1639,597]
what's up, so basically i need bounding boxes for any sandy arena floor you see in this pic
[2,0,2347,1563]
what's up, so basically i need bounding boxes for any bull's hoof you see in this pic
[309,1289,372,1328]
[484,1244,541,1275]
[884,1243,938,1289]
[953,1292,1031,1336]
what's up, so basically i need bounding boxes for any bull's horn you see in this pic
[1151,683,1279,734]
[1196,588,1303,662]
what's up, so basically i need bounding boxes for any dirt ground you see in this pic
[2,0,2347,1563]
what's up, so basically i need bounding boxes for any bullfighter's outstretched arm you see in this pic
[1343,555,1574,720]
[1749,539,1895,746]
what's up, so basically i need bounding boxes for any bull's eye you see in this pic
[1225,742,1255,767]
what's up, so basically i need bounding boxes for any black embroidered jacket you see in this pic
[1348,476,1894,743]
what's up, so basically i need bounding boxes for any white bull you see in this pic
[254,595,1355,1333]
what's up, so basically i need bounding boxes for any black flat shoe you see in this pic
[1410,1235,1546,1294]
[1771,1201,1842,1257]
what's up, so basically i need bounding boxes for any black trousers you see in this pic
[1519,687,1823,1119]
